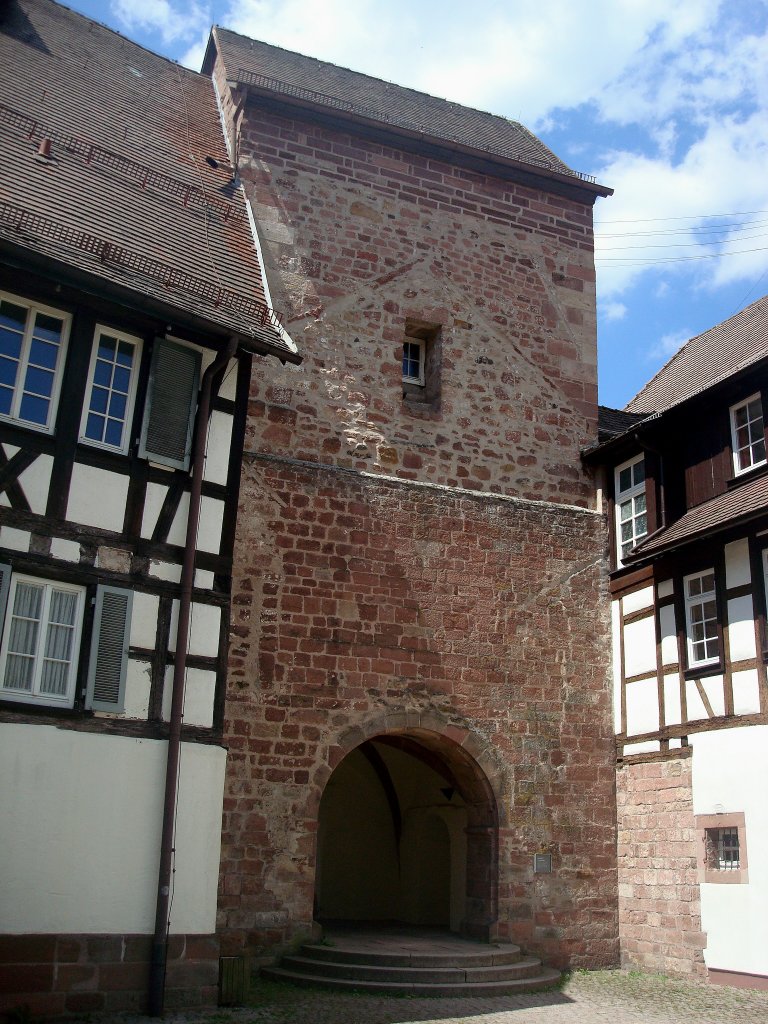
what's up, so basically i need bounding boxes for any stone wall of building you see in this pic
[616,755,706,977]
[218,457,617,968]
[215,60,600,508]
[212,52,617,972]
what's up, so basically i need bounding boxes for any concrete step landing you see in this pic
[261,927,561,996]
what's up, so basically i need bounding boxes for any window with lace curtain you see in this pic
[0,575,84,707]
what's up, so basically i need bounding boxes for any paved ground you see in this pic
[84,969,768,1024]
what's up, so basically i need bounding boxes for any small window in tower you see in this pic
[402,320,441,410]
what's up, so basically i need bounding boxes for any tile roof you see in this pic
[626,471,768,561]
[209,27,609,195]
[626,296,768,416]
[0,0,298,361]
[597,406,648,442]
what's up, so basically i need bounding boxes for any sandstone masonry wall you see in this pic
[219,459,617,968]
[213,51,616,971]
[617,755,706,977]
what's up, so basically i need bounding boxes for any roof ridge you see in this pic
[214,25,531,134]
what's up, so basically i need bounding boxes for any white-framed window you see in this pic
[614,455,647,566]
[684,569,719,667]
[80,326,142,453]
[730,394,766,475]
[0,575,84,707]
[0,566,134,712]
[0,291,71,432]
[402,337,425,386]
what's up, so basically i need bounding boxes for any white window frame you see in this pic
[0,574,85,708]
[0,290,71,433]
[79,325,143,454]
[684,568,720,668]
[614,454,647,567]
[402,336,425,386]
[730,393,766,475]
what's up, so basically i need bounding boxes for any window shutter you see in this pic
[86,586,133,713]
[0,563,11,633]
[139,338,201,470]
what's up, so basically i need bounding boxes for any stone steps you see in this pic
[261,933,562,996]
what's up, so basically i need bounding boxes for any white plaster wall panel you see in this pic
[140,481,168,540]
[148,560,181,583]
[726,595,756,662]
[0,527,29,551]
[17,454,53,515]
[168,600,221,658]
[0,724,225,933]
[693,726,768,976]
[668,737,682,748]
[50,537,81,562]
[623,615,656,678]
[161,666,215,728]
[731,669,761,716]
[119,659,152,719]
[0,494,9,506]
[657,579,674,599]
[659,603,678,665]
[200,352,238,402]
[663,672,682,726]
[2,444,19,459]
[623,740,660,755]
[195,568,215,589]
[685,675,725,721]
[66,465,129,532]
[625,677,660,736]
[202,410,233,486]
[724,538,751,589]
[623,586,654,615]
[611,600,622,732]
[166,494,223,555]
[130,592,160,649]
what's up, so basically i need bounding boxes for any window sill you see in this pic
[726,462,768,488]
[700,868,749,885]
[684,662,723,680]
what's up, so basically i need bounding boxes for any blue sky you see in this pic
[64,0,768,410]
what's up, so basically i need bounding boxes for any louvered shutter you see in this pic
[139,338,201,470]
[0,563,11,633]
[85,586,133,712]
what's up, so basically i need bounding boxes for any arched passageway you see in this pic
[315,729,498,937]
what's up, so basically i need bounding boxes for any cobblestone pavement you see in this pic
[81,970,768,1024]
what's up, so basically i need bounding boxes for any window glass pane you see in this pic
[93,359,113,387]
[113,366,131,394]
[24,365,54,398]
[618,467,632,492]
[633,460,645,485]
[0,301,27,331]
[105,419,124,447]
[0,327,22,359]
[108,391,127,419]
[98,335,117,360]
[90,386,109,415]
[18,393,50,425]
[0,356,19,388]
[33,314,63,343]
[117,341,134,365]
[635,492,646,513]
[29,338,59,370]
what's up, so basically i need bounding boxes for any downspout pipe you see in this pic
[148,335,239,1016]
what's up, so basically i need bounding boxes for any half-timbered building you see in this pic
[587,296,768,988]
[0,0,298,1015]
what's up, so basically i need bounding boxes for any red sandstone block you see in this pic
[65,991,106,1012]
[0,964,54,994]
[0,936,56,963]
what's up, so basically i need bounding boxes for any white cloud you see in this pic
[602,301,628,322]
[647,328,692,364]
[110,0,210,45]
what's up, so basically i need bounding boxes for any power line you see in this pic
[596,209,768,225]
[596,244,768,265]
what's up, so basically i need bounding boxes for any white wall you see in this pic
[0,724,226,935]
[692,726,768,977]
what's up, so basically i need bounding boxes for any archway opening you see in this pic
[314,729,498,937]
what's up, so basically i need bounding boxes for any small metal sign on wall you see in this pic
[534,852,553,874]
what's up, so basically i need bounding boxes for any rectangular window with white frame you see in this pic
[402,337,425,386]
[614,454,647,566]
[0,291,71,432]
[0,565,133,713]
[730,394,766,475]
[80,326,142,453]
[0,575,85,707]
[684,569,720,668]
